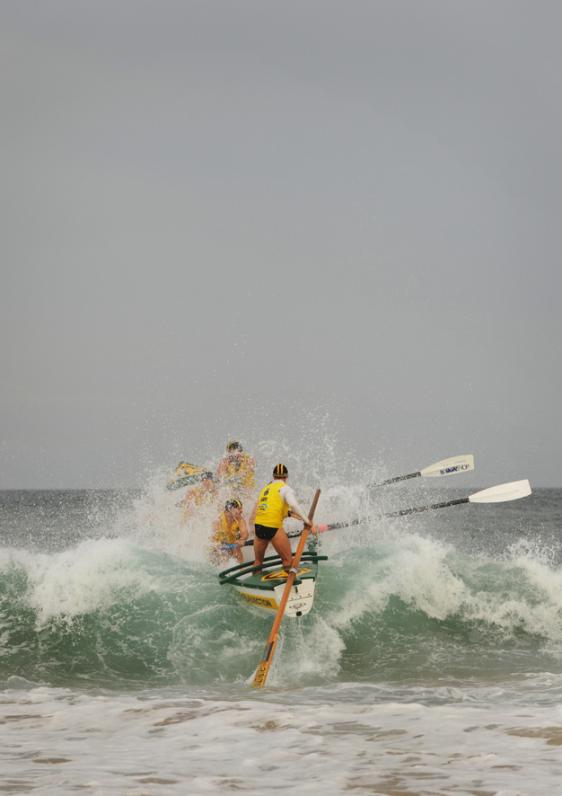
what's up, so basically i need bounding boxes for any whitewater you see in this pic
[1,477,561,795]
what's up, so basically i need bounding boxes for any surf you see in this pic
[1,518,561,689]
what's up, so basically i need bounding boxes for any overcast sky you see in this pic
[1,0,561,489]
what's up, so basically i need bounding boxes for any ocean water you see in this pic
[1,483,561,795]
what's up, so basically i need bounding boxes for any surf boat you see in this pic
[218,547,328,618]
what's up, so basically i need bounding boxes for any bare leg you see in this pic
[270,528,293,570]
[253,537,269,569]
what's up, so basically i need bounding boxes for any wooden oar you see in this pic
[251,488,321,689]
[368,454,475,487]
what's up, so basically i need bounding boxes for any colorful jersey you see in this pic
[218,453,255,491]
[213,513,241,545]
[255,480,290,528]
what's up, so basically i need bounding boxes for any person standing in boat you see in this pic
[209,498,249,564]
[249,463,313,573]
[216,441,256,497]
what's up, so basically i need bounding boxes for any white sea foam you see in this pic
[1,483,562,793]
[323,528,562,648]
[1,681,561,795]
[0,539,158,624]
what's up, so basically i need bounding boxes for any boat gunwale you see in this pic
[218,552,328,589]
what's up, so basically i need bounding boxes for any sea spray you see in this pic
[2,516,561,688]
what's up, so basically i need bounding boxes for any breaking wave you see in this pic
[1,515,561,689]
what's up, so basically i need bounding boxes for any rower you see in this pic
[249,463,313,573]
[216,440,256,496]
[210,498,249,564]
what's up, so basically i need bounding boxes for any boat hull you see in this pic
[234,568,316,617]
[218,551,327,618]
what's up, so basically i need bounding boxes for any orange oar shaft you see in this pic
[252,488,321,689]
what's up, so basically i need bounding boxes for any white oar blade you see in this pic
[469,479,532,504]
[420,454,475,478]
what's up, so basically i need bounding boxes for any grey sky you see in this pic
[1,0,561,488]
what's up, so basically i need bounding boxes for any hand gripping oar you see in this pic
[369,454,475,488]
[237,518,350,548]
[236,519,351,549]
[251,488,321,690]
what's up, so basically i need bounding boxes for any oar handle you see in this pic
[283,517,362,541]
[369,471,420,487]
[385,497,469,517]
[323,518,362,531]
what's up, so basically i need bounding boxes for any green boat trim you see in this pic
[218,551,328,590]
[218,543,328,617]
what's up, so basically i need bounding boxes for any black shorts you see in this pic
[254,524,279,541]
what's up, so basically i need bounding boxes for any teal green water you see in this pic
[1,489,561,690]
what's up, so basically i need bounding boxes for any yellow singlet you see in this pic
[221,453,255,490]
[213,513,240,545]
[254,480,289,529]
